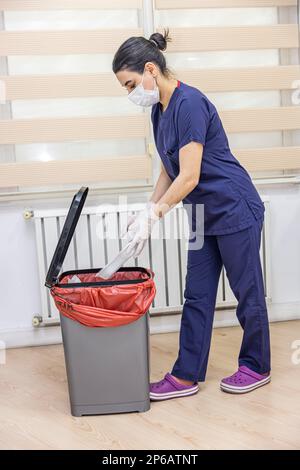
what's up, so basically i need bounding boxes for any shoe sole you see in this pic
[220,375,271,394]
[149,385,199,401]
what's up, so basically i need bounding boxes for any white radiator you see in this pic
[33,198,271,325]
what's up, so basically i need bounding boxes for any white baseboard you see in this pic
[0,326,62,349]
[1,302,300,349]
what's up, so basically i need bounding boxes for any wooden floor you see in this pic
[0,320,299,450]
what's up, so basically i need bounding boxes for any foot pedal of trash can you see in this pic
[71,400,150,417]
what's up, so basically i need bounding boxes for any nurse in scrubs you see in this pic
[113,29,271,401]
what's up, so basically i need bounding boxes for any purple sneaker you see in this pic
[149,373,199,401]
[220,365,271,394]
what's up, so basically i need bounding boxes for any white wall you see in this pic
[0,183,300,349]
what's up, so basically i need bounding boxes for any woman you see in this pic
[112,29,271,401]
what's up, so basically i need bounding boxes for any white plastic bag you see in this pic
[68,274,81,283]
[95,242,136,279]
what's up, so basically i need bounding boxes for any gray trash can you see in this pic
[45,187,154,416]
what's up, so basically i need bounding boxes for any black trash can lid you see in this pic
[45,186,89,288]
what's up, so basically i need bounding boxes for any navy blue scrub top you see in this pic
[151,80,265,235]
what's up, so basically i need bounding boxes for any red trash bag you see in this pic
[50,268,156,328]
[45,187,156,328]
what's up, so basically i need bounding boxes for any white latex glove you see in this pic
[125,201,160,258]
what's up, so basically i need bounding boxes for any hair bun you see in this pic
[149,38,158,47]
[149,28,171,52]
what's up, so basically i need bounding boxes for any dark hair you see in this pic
[112,28,174,78]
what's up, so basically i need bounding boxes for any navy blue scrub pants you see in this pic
[171,216,271,383]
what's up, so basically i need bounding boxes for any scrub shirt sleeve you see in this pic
[176,95,210,151]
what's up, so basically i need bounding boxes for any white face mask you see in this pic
[127,69,160,107]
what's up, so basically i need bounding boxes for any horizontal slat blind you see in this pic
[0,0,299,193]
[2,147,298,188]
[0,0,143,9]
[0,29,142,55]
[0,107,298,145]
[0,73,125,99]
[177,65,300,92]
[0,115,149,145]
[0,1,152,193]
[3,25,295,55]
[220,106,300,133]
[1,65,299,100]
[235,147,300,172]
[156,1,300,175]
[156,25,298,51]
[155,1,297,8]
[0,156,152,187]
